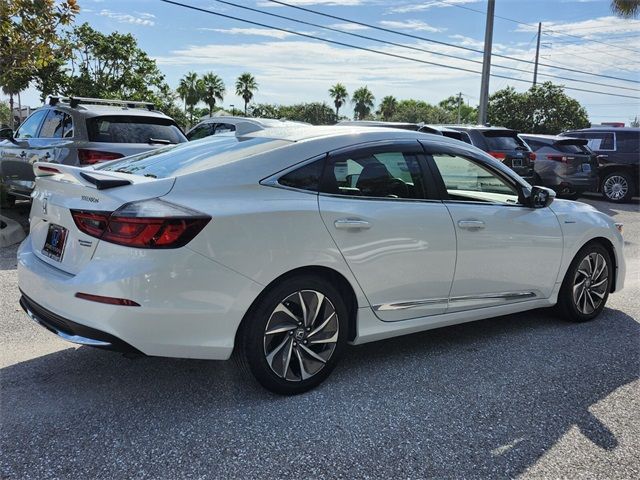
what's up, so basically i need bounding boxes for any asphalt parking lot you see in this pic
[1,196,638,479]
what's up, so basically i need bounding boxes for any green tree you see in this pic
[178,72,203,126]
[278,102,337,125]
[488,82,590,134]
[201,73,225,117]
[328,83,349,118]
[377,95,398,121]
[352,86,375,120]
[1,0,79,122]
[438,95,477,124]
[389,99,455,124]
[611,0,639,17]
[235,73,258,115]
[250,103,281,118]
[0,101,11,127]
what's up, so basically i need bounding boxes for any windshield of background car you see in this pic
[482,131,528,150]
[86,116,186,144]
[555,142,591,154]
[97,135,288,178]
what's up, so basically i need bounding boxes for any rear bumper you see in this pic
[20,293,142,353]
[17,235,264,360]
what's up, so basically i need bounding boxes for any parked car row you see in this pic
[1,96,638,205]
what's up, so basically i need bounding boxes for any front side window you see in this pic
[431,153,519,205]
[15,110,47,139]
[39,110,73,138]
[322,150,427,200]
[616,132,640,153]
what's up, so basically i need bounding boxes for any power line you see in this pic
[439,0,640,55]
[206,0,640,92]
[264,0,640,84]
[160,0,640,100]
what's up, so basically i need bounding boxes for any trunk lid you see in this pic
[29,162,175,275]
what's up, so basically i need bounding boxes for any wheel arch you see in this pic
[233,265,360,352]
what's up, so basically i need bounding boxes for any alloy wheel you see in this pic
[573,252,609,315]
[603,175,629,201]
[263,290,339,381]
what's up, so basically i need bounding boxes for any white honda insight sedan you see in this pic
[18,126,625,394]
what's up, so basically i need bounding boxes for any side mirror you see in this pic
[0,127,13,139]
[524,185,555,208]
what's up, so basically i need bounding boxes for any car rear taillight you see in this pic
[547,155,568,163]
[488,151,506,160]
[528,152,536,161]
[78,149,125,165]
[71,199,210,249]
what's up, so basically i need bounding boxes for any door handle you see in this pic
[334,218,371,230]
[458,220,485,230]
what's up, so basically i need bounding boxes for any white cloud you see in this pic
[199,27,294,39]
[388,0,479,14]
[99,9,155,26]
[379,20,445,33]
[329,23,371,31]
[515,15,640,37]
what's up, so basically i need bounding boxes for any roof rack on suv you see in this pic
[48,96,155,111]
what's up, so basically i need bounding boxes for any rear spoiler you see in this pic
[33,162,134,190]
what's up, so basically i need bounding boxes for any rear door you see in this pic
[422,143,563,311]
[318,141,457,321]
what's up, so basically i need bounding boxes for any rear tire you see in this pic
[238,274,348,395]
[601,171,634,203]
[557,242,612,322]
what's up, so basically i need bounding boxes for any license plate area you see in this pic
[511,158,523,167]
[42,223,68,262]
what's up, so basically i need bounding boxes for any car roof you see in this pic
[196,116,308,127]
[444,125,515,132]
[520,134,561,140]
[565,127,640,133]
[45,103,174,119]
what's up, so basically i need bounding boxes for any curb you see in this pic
[0,215,26,247]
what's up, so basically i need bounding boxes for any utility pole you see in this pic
[533,22,542,86]
[478,0,495,126]
[456,92,463,123]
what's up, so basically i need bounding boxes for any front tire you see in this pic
[601,171,634,203]
[557,243,612,322]
[238,274,348,395]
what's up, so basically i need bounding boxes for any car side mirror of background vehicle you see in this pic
[525,185,556,208]
[0,127,14,140]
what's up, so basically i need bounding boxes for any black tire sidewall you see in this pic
[558,242,612,322]
[602,171,634,203]
[240,274,349,395]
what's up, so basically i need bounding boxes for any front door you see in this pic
[318,141,457,321]
[423,145,563,312]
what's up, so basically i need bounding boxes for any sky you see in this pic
[13,0,640,125]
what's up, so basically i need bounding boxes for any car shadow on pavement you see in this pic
[1,307,638,478]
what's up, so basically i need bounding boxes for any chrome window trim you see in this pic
[318,192,442,204]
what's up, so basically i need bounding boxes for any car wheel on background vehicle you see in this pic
[238,274,348,395]
[601,171,635,203]
[557,242,612,322]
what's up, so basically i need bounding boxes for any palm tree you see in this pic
[178,72,203,126]
[351,86,375,120]
[377,95,398,121]
[328,83,348,119]
[201,73,226,116]
[611,0,639,17]
[235,73,258,115]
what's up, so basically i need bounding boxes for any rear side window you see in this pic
[39,110,73,138]
[278,158,324,192]
[15,110,47,139]
[616,132,640,153]
[86,116,185,144]
[582,132,615,151]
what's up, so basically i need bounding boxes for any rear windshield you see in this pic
[97,135,287,178]
[482,131,527,151]
[555,142,591,154]
[86,116,185,144]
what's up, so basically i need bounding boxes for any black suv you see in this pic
[561,127,639,203]
[444,126,536,184]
